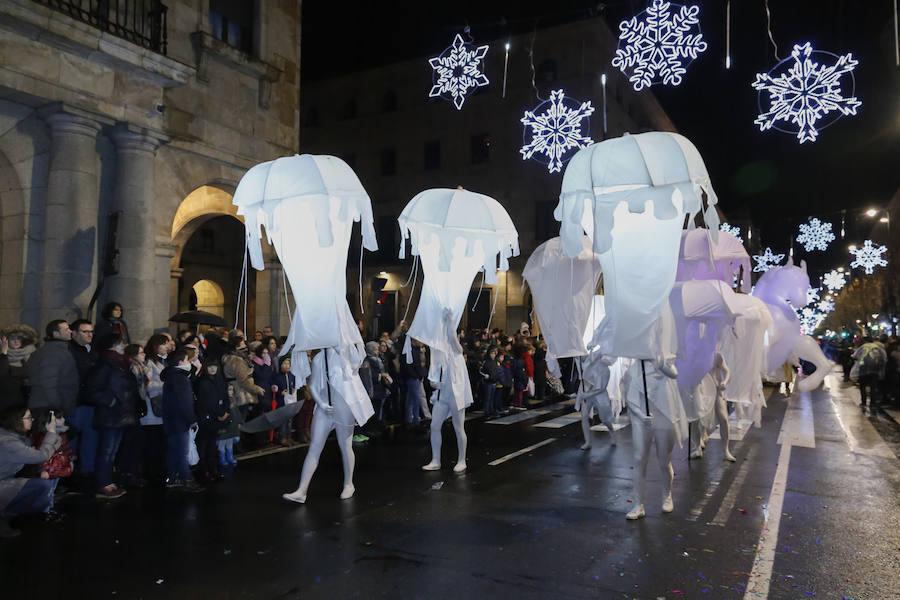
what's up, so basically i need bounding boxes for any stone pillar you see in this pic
[38,105,105,325]
[160,242,181,337]
[107,124,168,343]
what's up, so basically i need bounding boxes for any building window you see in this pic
[471,133,491,164]
[424,140,441,170]
[377,214,397,260]
[382,91,398,112]
[534,201,557,243]
[341,99,358,120]
[209,0,254,55]
[381,148,396,176]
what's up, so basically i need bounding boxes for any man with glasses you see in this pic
[69,319,98,481]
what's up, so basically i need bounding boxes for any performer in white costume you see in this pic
[576,352,620,450]
[623,356,686,520]
[689,352,735,462]
[283,347,373,503]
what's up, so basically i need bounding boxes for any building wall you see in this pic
[299,17,675,335]
[0,0,300,340]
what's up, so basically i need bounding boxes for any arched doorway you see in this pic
[191,279,225,316]
[170,185,255,333]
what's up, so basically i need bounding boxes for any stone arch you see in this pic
[192,279,225,316]
[171,184,241,258]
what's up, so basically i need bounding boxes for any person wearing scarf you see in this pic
[84,333,138,499]
[94,302,131,345]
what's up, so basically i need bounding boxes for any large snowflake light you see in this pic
[850,239,888,274]
[521,89,594,173]
[752,42,861,144]
[753,247,785,272]
[428,34,489,110]
[798,306,825,335]
[720,223,742,242]
[796,218,835,252]
[817,300,835,313]
[822,269,846,291]
[612,0,707,91]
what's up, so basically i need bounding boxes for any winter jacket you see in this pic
[0,428,61,510]
[365,356,388,402]
[497,358,513,388]
[513,357,528,391]
[94,317,130,345]
[70,341,96,407]
[479,358,500,383]
[193,376,228,433]
[0,355,28,411]
[399,344,427,380]
[273,371,297,408]
[84,353,140,429]
[222,351,264,406]
[26,339,79,417]
[161,366,195,434]
[251,360,274,405]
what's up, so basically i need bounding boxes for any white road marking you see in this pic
[708,418,755,441]
[485,400,574,425]
[488,438,557,466]
[744,392,815,598]
[825,375,896,459]
[535,411,581,428]
[688,476,722,522]
[710,445,757,526]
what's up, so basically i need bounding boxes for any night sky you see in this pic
[300,0,900,278]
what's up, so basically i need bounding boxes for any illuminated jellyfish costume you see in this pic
[232,154,376,503]
[398,188,518,474]
[523,237,620,449]
[555,132,719,519]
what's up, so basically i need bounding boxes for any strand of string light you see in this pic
[894,0,899,66]
[401,254,420,324]
[358,241,365,314]
[763,0,780,60]
[725,0,732,69]
[528,20,544,102]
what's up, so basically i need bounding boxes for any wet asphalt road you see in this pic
[2,369,899,599]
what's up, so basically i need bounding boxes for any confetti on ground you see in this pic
[431,481,444,490]
[155,579,164,585]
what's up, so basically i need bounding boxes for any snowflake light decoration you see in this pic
[752,42,861,144]
[850,240,888,274]
[612,0,707,91]
[806,286,820,306]
[822,269,846,291]
[520,89,594,173]
[798,306,825,335]
[428,34,489,110]
[753,247,785,272]
[720,223,742,242]
[817,300,835,313]
[796,218,835,252]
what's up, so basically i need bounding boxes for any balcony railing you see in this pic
[33,0,168,55]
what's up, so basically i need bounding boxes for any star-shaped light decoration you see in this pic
[428,33,489,110]
[752,42,861,144]
[849,240,888,274]
[753,247,785,272]
[720,223,742,242]
[520,89,594,173]
[796,218,835,252]
[806,286,820,306]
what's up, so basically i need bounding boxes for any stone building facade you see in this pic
[299,17,675,336]
[0,0,299,342]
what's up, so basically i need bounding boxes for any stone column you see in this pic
[160,242,181,336]
[107,124,168,343]
[38,105,105,325]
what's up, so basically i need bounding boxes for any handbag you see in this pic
[526,377,535,397]
[150,395,163,416]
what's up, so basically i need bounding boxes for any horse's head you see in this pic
[756,260,810,308]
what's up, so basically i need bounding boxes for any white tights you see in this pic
[580,396,617,449]
[294,408,355,499]
[428,401,467,469]
[628,414,676,517]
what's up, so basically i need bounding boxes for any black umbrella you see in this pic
[169,310,227,327]
[240,403,302,434]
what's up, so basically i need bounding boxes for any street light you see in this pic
[866,208,878,217]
